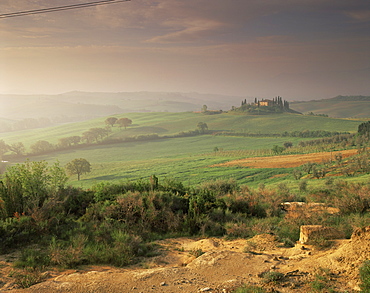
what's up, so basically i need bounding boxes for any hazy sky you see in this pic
[0,0,369,99]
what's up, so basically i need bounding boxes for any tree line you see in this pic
[0,119,210,162]
[214,130,349,138]
[0,117,134,160]
[231,96,298,114]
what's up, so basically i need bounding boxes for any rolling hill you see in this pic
[0,91,243,121]
[0,111,361,147]
[291,96,370,118]
[1,111,365,188]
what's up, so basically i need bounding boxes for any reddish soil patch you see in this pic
[213,149,358,169]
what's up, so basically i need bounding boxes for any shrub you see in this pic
[9,268,44,289]
[189,248,204,258]
[199,178,239,196]
[260,271,285,283]
[299,180,308,192]
[14,248,50,269]
[359,260,370,291]
[307,236,333,250]
[232,285,266,293]
[310,268,335,292]
[276,220,300,246]
[49,234,87,268]
[225,222,253,238]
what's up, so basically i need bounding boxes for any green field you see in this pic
[24,135,309,187]
[1,111,365,188]
[1,112,360,146]
[291,98,370,118]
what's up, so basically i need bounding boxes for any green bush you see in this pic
[225,222,253,238]
[260,271,285,283]
[232,285,266,293]
[14,248,50,269]
[49,234,87,268]
[359,260,370,291]
[9,268,44,289]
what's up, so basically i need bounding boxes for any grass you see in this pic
[1,111,365,188]
[13,135,306,188]
[1,112,361,147]
[7,135,370,189]
[291,99,370,118]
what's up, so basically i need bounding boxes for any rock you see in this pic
[281,202,339,219]
[200,287,212,291]
[299,225,345,244]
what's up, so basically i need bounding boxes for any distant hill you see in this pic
[0,92,243,121]
[291,95,370,118]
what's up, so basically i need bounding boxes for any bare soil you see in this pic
[2,228,369,293]
[213,149,358,169]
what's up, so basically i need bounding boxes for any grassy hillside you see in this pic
[1,111,365,188]
[291,96,370,118]
[23,135,311,187]
[0,112,361,147]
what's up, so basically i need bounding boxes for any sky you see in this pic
[0,0,369,100]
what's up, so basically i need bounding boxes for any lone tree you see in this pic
[272,145,284,155]
[65,158,91,181]
[117,118,132,129]
[283,141,293,149]
[105,117,118,127]
[197,122,208,134]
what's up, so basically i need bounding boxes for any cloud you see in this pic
[346,10,370,22]
[145,19,225,43]
[1,0,369,46]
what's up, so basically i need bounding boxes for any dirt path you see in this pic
[213,149,358,169]
[1,232,365,293]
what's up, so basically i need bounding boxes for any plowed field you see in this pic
[213,149,358,169]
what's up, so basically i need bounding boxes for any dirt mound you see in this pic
[245,234,278,252]
[3,230,370,293]
[329,226,370,277]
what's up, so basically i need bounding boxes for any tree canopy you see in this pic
[105,117,118,127]
[117,118,132,129]
[65,158,91,181]
[197,122,208,133]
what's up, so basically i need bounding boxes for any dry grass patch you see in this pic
[213,149,358,169]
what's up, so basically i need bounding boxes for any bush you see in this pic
[359,260,370,291]
[199,178,239,196]
[49,234,88,268]
[14,248,50,269]
[276,220,300,245]
[225,222,253,238]
[260,271,285,283]
[232,285,266,293]
[9,268,44,289]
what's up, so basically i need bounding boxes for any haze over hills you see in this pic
[1,92,369,125]
[0,92,243,121]
[291,95,370,118]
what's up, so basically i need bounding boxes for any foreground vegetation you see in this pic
[1,154,370,287]
[0,167,370,289]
